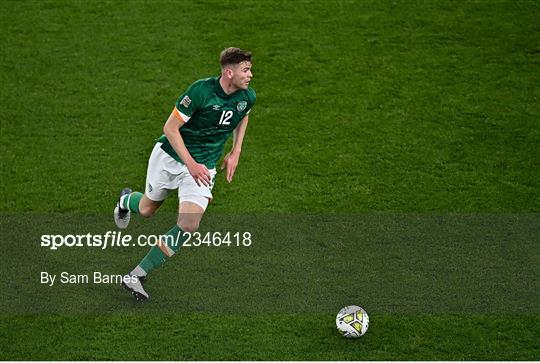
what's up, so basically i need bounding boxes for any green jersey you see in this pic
[158,76,256,168]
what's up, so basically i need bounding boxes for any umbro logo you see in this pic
[212,105,221,111]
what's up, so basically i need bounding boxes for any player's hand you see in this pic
[187,161,211,187]
[220,151,240,183]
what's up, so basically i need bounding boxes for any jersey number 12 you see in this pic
[218,110,233,125]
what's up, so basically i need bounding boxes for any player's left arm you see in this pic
[220,114,249,183]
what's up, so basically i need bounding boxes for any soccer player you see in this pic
[114,47,255,301]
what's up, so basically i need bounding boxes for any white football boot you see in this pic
[114,188,132,229]
[121,275,149,301]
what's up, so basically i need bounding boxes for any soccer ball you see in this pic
[336,305,369,338]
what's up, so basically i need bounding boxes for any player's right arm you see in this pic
[163,110,211,187]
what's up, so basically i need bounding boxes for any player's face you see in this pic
[231,61,252,90]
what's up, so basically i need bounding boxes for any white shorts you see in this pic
[145,142,216,210]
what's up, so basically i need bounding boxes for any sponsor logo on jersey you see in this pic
[237,101,247,112]
[180,95,192,108]
[212,105,221,111]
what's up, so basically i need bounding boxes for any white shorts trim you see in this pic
[145,143,216,209]
[181,195,210,210]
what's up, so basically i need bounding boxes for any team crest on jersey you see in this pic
[180,95,192,108]
[237,101,247,112]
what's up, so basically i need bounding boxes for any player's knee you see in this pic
[178,219,200,234]
[138,204,156,218]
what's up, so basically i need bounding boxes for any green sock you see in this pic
[122,192,143,214]
[138,225,186,274]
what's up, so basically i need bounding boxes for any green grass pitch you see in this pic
[1,0,539,360]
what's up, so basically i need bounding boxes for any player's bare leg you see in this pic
[138,194,163,218]
[177,200,206,233]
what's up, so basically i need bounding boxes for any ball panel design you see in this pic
[335,305,369,338]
